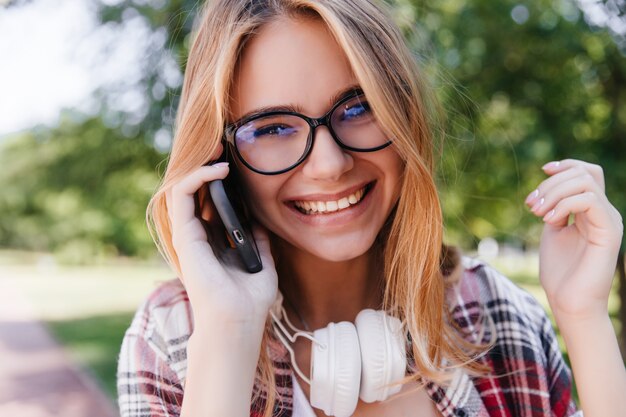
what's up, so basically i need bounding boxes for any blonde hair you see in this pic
[147,0,491,415]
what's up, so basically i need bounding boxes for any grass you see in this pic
[0,250,173,399]
[1,249,621,404]
[46,312,136,397]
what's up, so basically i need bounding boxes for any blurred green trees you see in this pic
[0,0,624,329]
[406,0,626,249]
[404,0,626,347]
[0,118,163,262]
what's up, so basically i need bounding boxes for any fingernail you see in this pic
[525,189,539,204]
[531,197,544,212]
[213,162,229,168]
[543,209,555,221]
[542,161,560,170]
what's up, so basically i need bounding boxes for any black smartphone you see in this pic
[208,179,263,273]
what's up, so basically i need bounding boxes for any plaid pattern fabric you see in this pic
[116,256,583,417]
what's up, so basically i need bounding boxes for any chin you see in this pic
[297,236,376,262]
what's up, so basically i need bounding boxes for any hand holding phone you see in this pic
[165,163,276,332]
[208,179,263,273]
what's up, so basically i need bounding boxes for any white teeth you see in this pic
[293,186,368,215]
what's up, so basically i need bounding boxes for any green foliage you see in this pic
[2,0,624,399]
[47,312,135,399]
[2,0,624,259]
[92,0,624,249]
[0,118,164,262]
[93,0,200,137]
[401,0,626,248]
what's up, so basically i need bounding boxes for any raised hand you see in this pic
[165,162,278,326]
[525,159,623,320]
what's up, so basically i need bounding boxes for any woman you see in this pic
[116,1,626,416]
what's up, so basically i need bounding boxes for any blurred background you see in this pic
[0,0,624,415]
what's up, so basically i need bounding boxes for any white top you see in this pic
[292,375,317,417]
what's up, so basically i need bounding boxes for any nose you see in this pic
[300,125,353,181]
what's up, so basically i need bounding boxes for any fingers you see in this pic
[540,159,605,192]
[525,159,607,219]
[526,165,588,206]
[527,172,604,219]
[166,163,230,246]
[525,159,621,239]
[541,191,604,229]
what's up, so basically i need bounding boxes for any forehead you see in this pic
[229,16,358,121]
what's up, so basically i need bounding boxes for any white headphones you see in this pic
[270,293,407,417]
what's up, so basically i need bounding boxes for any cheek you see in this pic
[393,165,405,199]
[383,154,405,199]
[236,171,281,220]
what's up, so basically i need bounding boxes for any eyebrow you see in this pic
[232,84,362,125]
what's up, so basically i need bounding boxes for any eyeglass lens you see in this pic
[234,94,388,173]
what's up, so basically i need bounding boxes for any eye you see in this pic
[236,115,307,145]
[338,98,372,122]
[253,123,298,138]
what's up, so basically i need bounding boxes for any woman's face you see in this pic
[229,16,403,262]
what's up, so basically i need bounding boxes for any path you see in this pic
[0,277,119,417]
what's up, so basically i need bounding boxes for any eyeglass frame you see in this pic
[221,88,392,175]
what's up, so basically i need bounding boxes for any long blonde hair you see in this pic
[147,0,490,415]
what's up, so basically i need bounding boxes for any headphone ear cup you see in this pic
[310,322,361,417]
[355,309,407,403]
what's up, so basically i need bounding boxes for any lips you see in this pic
[288,182,374,215]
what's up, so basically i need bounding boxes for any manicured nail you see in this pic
[531,197,544,212]
[543,209,555,221]
[542,161,560,170]
[525,189,539,204]
[213,162,229,168]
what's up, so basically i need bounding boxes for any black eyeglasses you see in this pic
[222,89,392,175]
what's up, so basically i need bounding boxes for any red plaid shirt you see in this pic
[116,257,582,416]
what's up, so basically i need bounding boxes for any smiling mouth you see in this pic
[290,182,374,215]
